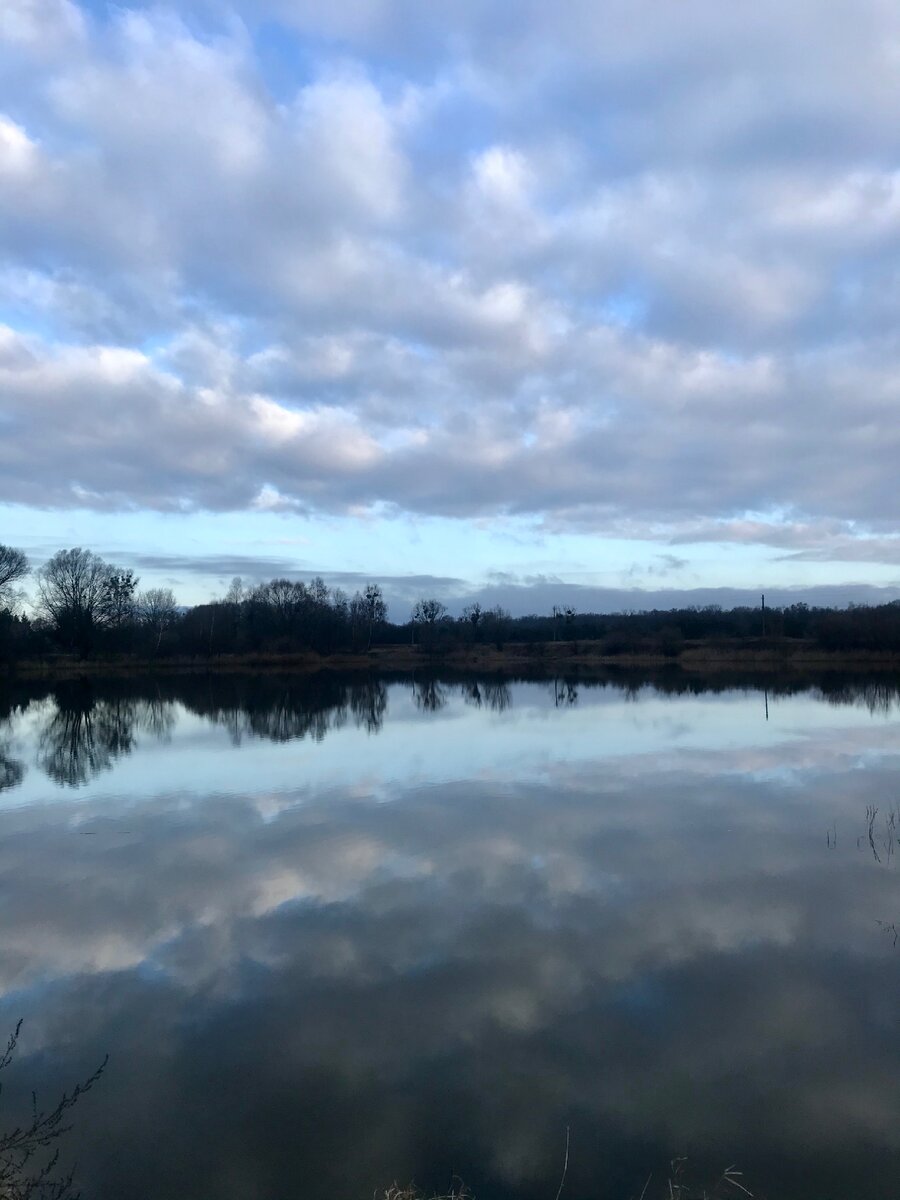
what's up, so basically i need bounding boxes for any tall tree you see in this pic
[308,576,329,606]
[412,598,446,625]
[361,583,387,650]
[484,604,511,649]
[137,587,178,651]
[101,569,138,629]
[461,601,482,641]
[0,544,27,611]
[224,576,244,607]
[252,579,304,636]
[36,548,135,655]
[552,604,576,641]
[411,598,447,646]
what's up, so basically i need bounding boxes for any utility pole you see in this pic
[761,593,766,637]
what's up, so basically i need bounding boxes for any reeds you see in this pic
[378,1158,753,1200]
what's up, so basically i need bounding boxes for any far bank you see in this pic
[7,636,900,681]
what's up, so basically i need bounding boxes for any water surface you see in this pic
[1,672,899,1199]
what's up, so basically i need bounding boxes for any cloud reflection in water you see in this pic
[0,673,898,1199]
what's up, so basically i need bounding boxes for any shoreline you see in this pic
[6,638,900,680]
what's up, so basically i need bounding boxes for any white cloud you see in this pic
[290,70,408,222]
[0,115,39,178]
[0,0,85,57]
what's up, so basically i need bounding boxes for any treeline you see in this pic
[0,545,390,662]
[3,543,900,664]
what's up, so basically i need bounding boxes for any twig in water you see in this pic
[867,805,881,862]
[876,919,899,947]
[663,1157,752,1199]
[553,1125,570,1200]
[715,1164,753,1196]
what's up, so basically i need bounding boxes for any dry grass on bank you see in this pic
[10,635,900,681]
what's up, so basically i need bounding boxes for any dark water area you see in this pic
[1,670,900,1199]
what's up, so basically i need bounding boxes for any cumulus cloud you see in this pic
[3,1,900,564]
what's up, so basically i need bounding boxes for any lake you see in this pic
[0,671,899,1199]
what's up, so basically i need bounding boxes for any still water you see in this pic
[0,671,899,1199]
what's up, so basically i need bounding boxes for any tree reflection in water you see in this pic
[413,678,448,712]
[0,690,32,790]
[0,749,23,792]
[38,697,134,788]
[34,682,175,788]
[349,678,388,733]
[0,668,899,790]
[463,679,512,712]
[198,676,387,743]
[5,673,525,789]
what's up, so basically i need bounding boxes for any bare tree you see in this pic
[461,601,482,641]
[136,588,178,651]
[224,576,244,607]
[308,575,329,606]
[349,591,367,647]
[411,598,447,647]
[362,583,387,650]
[412,598,446,625]
[0,545,28,611]
[99,569,138,629]
[36,549,136,655]
[251,579,303,636]
[552,604,576,641]
[331,587,349,622]
[483,604,511,649]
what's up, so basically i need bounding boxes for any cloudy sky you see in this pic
[3,0,900,611]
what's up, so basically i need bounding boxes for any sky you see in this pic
[2,0,900,616]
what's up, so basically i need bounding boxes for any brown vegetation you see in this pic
[8,635,900,682]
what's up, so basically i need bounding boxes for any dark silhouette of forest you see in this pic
[2,542,900,667]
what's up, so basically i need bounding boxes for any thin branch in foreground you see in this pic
[0,1021,107,1200]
